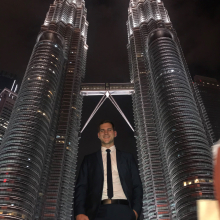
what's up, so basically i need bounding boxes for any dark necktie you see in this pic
[106,149,113,199]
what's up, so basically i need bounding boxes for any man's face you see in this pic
[98,123,117,147]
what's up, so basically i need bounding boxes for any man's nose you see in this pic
[104,130,108,134]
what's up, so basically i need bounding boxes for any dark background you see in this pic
[0,0,220,181]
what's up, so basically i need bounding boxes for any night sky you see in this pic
[0,0,220,169]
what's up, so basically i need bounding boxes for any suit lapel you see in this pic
[96,149,104,180]
[116,150,125,185]
[116,149,123,172]
[116,149,129,201]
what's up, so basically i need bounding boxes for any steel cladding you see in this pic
[0,0,88,219]
[127,0,214,219]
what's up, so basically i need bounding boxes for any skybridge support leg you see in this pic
[79,91,134,138]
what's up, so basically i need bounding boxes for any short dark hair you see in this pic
[98,120,115,131]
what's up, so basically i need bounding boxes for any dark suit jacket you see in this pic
[74,149,143,220]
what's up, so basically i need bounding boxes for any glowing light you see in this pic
[14,84,18,93]
[11,80,16,91]
[3,179,7,183]
[106,91,110,98]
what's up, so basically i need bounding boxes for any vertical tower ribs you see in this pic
[127,0,214,219]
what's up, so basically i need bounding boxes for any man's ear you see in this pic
[98,133,100,139]
[114,131,117,137]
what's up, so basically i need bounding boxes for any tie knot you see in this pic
[106,149,111,153]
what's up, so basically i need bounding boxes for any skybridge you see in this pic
[80,83,134,96]
[80,83,135,134]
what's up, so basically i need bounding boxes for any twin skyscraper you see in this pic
[0,0,214,219]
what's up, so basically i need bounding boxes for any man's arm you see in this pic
[74,156,89,218]
[130,154,143,218]
[76,214,89,220]
[133,209,138,220]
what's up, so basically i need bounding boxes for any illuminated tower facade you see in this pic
[127,0,214,219]
[0,88,17,145]
[0,0,88,219]
[0,71,17,93]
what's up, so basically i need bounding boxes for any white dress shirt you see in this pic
[101,145,127,200]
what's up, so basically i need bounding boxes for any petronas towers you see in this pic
[128,0,214,219]
[0,0,214,220]
[0,0,87,219]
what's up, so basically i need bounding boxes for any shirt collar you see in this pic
[101,145,116,152]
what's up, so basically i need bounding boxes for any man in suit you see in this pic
[74,120,143,220]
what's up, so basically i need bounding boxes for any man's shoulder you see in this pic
[83,150,100,160]
[117,149,134,159]
[118,149,132,155]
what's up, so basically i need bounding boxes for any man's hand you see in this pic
[76,214,89,220]
[133,209,138,220]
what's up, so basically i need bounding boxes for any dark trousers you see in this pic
[94,204,136,220]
